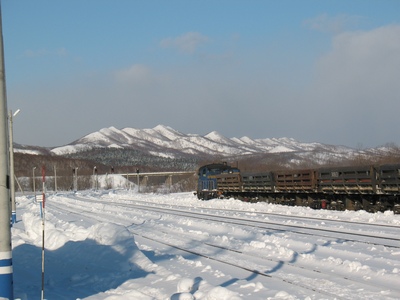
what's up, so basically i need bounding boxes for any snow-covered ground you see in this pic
[11,176,400,299]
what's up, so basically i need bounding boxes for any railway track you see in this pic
[43,193,400,299]
[128,203,400,248]
[115,195,400,229]
[65,194,400,248]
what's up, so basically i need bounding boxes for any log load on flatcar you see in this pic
[196,162,400,214]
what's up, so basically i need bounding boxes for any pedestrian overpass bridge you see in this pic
[121,171,196,190]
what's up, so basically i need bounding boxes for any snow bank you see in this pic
[11,190,400,299]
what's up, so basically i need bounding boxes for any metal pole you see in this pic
[0,2,14,298]
[15,174,23,195]
[93,166,96,190]
[9,109,19,225]
[74,167,78,192]
[137,169,140,192]
[111,166,114,189]
[33,166,36,199]
[54,165,57,193]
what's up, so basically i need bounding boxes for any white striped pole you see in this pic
[41,166,46,300]
[0,1,14,298]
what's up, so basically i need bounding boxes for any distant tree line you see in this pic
[13,143,400,193]
[217,143,400,173]
[14,149,200,193]
[63,148,199,171]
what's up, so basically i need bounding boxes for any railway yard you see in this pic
[11,188,400,299]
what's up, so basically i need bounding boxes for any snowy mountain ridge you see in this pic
[48,124,358,159]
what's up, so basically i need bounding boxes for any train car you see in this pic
[318,165,377,194]
[317,165,377,211]
[274,169,317,193]
[242,172,274,193]
[217,171,275,201]
[270,169,318,207]
[378,164,400,194]
[196,162,400,213]
[377,164,400,214]
[196,163,240,200]
[215,171,242,194]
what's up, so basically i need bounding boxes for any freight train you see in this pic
[196,162,400,214]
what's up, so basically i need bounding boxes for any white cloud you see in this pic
[307,24,400,146]
[114,64,153,84]
[160,32,209,54]
[303,13,363,34]
[315,25,400,94]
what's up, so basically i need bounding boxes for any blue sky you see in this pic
[2,0,400,148]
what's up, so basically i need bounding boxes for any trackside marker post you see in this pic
[41,166,46,300]
[0,2,14,298]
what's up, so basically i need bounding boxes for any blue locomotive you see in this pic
[197,162,240,200]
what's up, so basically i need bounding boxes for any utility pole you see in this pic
[137,169,140,192]
[73,167,78,192]
[93,166,97,190]
[54,165,57,193]
[33,166,36,199]
[0,1,14,298]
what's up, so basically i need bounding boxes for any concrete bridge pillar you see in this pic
[165,175,173,188]
[141,176,148,187]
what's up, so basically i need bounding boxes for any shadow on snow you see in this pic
[13,237,153,300]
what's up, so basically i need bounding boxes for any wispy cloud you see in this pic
[22,47,68,58]
[160,32,209,54]
[114,64,153,84]
[303,13,363,34]
[306,24,400,145]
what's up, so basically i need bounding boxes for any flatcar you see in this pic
[196,163,400,214]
